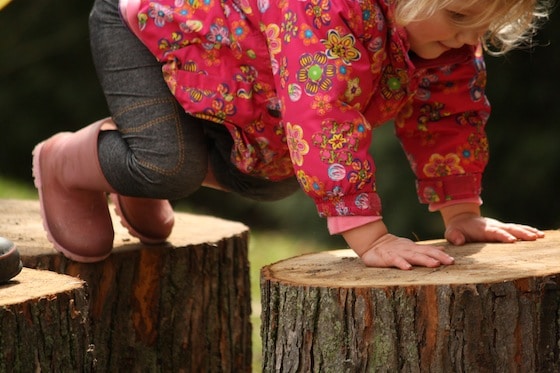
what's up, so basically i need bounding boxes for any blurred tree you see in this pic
[0,0,108,181]
[1,0,559,246]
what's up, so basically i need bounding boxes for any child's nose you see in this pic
[457,29,484,46]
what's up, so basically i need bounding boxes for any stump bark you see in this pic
[0,268,91,372]
[261,230,560,373]
[0,198,252,372]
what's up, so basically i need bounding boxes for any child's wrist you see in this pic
[440,203,481,226]
[341,220,388,257]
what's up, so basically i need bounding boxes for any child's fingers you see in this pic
[479,219,543,242]
[445,216,545,244]
[412,245,455,266]
[361,242,453,270]
[500,224,544,241]
[360,248,411,269]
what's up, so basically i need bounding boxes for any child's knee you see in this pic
[139,165,207,200]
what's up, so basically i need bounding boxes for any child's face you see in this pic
[404,2,489,59]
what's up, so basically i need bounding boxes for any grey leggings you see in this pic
[89,0,299,201]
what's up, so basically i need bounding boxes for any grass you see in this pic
[248,231,324,368]
[0,177,38,199]
[0,177,324,371]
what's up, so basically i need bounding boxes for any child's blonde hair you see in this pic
[394,0,551,54]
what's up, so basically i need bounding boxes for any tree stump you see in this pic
[261,230,560,372]
[0,268,91,372]
[0,198,252,373]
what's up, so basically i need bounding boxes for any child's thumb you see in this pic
[445,227,466,246]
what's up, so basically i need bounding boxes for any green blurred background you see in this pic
[1,0,559,250]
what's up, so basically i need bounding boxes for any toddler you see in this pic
[33,0,548,269]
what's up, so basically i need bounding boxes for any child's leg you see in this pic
[89,0,210,244]
[89,0,208,199]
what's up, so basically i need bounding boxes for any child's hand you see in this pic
[359,233,455,270]
[440,203,545,245]
[444,214,544,245]
[342,220,455,270]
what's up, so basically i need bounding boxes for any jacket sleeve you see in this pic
[395,46,490,207]
[271,0,383,218]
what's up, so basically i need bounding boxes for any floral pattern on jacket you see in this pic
[125,0,490,218]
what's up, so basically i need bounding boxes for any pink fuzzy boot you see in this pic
[32,119,116,262]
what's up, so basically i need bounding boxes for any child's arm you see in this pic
[341,220,455,270]
[439,203,544,245]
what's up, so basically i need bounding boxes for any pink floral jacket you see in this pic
[121,0,490,219]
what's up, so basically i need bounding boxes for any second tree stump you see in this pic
[261,230,560,372]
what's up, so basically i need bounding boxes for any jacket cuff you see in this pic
[315,192,382,219]
[417,174,482,204]
[428,197,482,212]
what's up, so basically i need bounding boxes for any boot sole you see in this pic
[32,139,111,263]
[109,194,168,245]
